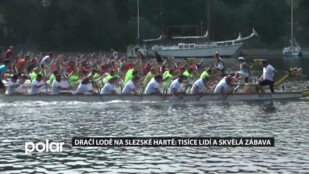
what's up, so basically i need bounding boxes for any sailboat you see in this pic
[127,0,258,58]
[282,0,302,57]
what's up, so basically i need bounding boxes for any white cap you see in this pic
[238,57,245,61]
[215,52,219,55]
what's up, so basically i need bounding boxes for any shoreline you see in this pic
[240,48,309,57]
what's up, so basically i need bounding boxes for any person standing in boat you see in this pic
[100,77,118,95]
[233,57,250,82]
[145,75,163,95]
[169,75,186,96]
[31,74,48,95]
[257,60,276,93]
[0,60,10,94]
[122,76,139,95]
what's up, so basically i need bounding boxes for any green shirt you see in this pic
[183,71,192,87]
[49,74,56,86]
[30,72,43,84]
[162,71,173,88]
[144,72,155,87]
[123,68,134,86]
[103,74,119,84]
[69,75,80,86]
[200,71,209,79]
[183,71,192,78]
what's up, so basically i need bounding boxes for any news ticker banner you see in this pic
[72,137,274,147]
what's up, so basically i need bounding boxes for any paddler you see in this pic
[7,75,22,95]
[100,77,118,95]
[31,74,48,95]
[76,78,94,94]
[182,68,194,88]
[103,70,119,85]
[212,52,225,75]
[257,60,276,93]
[169,75,186,96]
[52,75,72,95]
[49,70,59,86]
[191,76,210,95]
[214,76,233,95]
[162,69,174,90]
[122,76,140,95]
[40,52,53,75]
[144,68,156,87]
[30,67,43,84]
[233,57,250,82]
[0,60,10,94]
[123,69,138,86]
[144,75,163,95]
[200,68,210,79]
[15,55,30,74]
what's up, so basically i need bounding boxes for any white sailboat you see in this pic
[127,0,258,58]
[283,0,302,57]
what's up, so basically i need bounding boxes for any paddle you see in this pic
[92,78,103,101]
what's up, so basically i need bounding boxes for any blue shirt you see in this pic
[40,56,50,65]
[0,65,7,80]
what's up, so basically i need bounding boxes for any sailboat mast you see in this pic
[291,0,294,45]
[137,0,140,44]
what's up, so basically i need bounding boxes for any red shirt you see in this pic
[125,63,133,73]
[4,48,12,59]
[144,64,151,74]
[16,59,26,72]
[100,65,109,74]
[81,66,90,75]
[66,65,75,74]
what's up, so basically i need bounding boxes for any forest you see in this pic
[0,0,308,51]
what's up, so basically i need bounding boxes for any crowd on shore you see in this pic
[0,46,277,97]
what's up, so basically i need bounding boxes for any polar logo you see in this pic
[25,139,64,154]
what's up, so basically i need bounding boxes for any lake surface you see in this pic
[0,56,308,173]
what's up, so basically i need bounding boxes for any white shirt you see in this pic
[40,55,50,65]
[100,83,115,94]
[7,80,19,95]
[214,78,230,94]
[145,78,160,94]
[263,64,275,81]
[122,80,135,94]
[31,79,46,94]
[52,80,62,95]
[76,83,92,94]
[113,51,119,61]
[169,79,182,95]
[215,57,224,70]
[191,79,205,94]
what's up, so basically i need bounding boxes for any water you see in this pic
[0,56,309,173]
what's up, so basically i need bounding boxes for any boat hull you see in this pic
[149,43,242,58]
[0,92,303,103]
